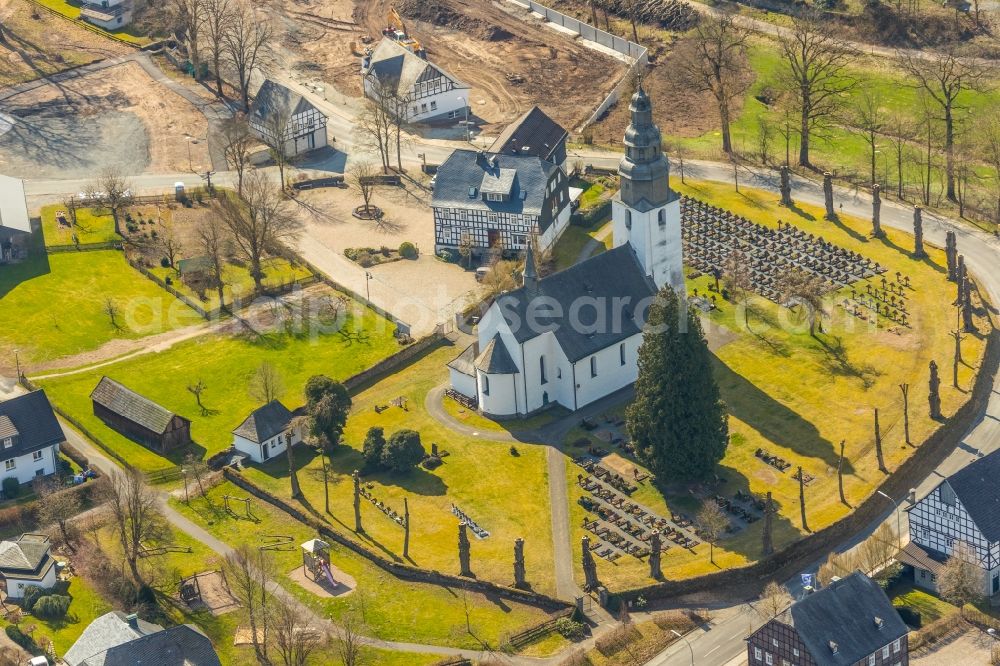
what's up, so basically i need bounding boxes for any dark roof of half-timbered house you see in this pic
[944,449,1000,541]
[489,106,567,164]
[0,390,64,458]
[250,79,320,125]
[365,38,467,98]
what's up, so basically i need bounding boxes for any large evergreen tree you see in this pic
[626,287,729,482]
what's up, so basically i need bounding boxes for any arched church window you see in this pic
[658,209,666,227]
[625,210,632,230]
[539,356,547,384]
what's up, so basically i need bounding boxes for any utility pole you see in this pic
[200,170,216,193]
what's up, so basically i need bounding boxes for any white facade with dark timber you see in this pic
[249,80,329,157]
[448,87,683,417]
[906,449,1000,596]
[362,39,470,124]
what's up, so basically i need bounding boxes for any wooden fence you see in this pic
[47,240,124,254]
[22,0,145,48]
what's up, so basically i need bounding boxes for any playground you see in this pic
[178,569,239,616]
[290,539,357,598]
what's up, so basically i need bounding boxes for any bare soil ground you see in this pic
[912,629,993,665]
[264,0,625,132]
[0,61,210,178]
[0,0,131,87]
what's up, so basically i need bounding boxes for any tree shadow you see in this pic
[325,442,447,496]
[822,213,869,244]
[784,203,815,222]
[814,334,881,389]
[710,353,849,472]
[0,238,50,300]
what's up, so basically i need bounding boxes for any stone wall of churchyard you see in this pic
[222,467,573,613]
[616,329,1000,607]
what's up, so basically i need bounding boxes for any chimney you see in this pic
[126,613,139,629]
[874,616,884,630]
[829,641,838,655]
[907,488,917,506]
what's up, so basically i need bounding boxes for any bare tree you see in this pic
[182,451,209,498]
[884,111,915,199]
[224,543,275,664]
[697,501,729,565]
[221,118,254,196]
[94,167,134,233]
[917,95,940,207]
[187,378,209,416]
[332,606,368,666]
[723,250,753,328]
[755,581,792,621]
[202,0,231,97]
[104,468,164,587]
[938,541,984,609]
[171,0,204,78]
[104,298,121,331]
[259,104,293,191]
[223,0,271,111]
[215,170,302,291]
[348,161,378,215]
[271,596,324,666]
[62,195,80,228]
[249,360,284,403]
[899,48,991,202]
[34,478,82,550]
[850,89,885,186]
[675,12,750,154]
[356,80,395,172]
[777,14,857,168]
[195,215,229,307]
[779,268,828,336]
[159,219,182,269]
[978,111,1000,225]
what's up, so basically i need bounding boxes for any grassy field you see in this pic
[890,583,958,624]
[40,205,120,247]
[239,343,559,595]
[172,481,557,650]
[149,258,313,311]
[565,179,989,589]
[32,0,152,44]
[0,250,202,366]
[38,302,400,471]
[0,575,113,656]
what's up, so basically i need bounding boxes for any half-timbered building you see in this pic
[905,449,1000,596]
[248,80,329,157]
[432,149,571,257]
[362,39,470,124]
[746,572,909,666]
[488,106,569,173]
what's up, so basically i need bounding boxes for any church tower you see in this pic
[612,86,684,293]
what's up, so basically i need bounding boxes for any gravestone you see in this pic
[913,206,926,258]
[458,521,472,577]
[513,537,527,589]
[780,166,792,207]
[929,360,942,419]
[823,172,836,220]
[582,536,599,591]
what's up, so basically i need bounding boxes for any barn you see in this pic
[90,377,192,453]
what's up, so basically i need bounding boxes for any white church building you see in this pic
[448,87,683,417]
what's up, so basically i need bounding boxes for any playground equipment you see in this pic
[223,495,254,520]
[259,535,294,552]
[301,539,338,589]
[179,570,239,614]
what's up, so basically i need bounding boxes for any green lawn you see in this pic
[37,301,400,471]
[172,481,556,650]
[890,583,958,624]
[40,205,120,247]
[149,258,313,311]
[240,343,558,595]
[32,0,152,44]
[0,250,202,365]
[566,179,988,589]
[0,575,112,657]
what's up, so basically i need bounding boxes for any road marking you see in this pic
[707,646,720,655]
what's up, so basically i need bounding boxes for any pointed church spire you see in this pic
[523,242,538,291]
[618,85,672,209]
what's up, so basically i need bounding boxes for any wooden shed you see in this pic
[90,377,192,453]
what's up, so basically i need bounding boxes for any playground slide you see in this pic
[320,562,338,589]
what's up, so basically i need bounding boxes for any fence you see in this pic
[47,240,124,254]
[506,0,648,131]
[504,607,575,649]
[22,0,144,48]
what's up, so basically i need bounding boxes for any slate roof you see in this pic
[0,534,50,573]
[474,334,519,375]
[0,174,31,234]
[896,541,947,576]
[788,572,907,666]
[90,377,183,435]
[365,38,467,99]
[447,344,477,376]
[66,611,219,666]
[250,79,316,124]
[432,149,562,229]
[491,245,657,363]
[489,106,567,163]
[232,400,294,444]
[0,390,64,458]
[943,450,1000,541]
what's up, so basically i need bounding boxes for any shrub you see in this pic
[594,624,640,656]
[895,605,921,628]
[399,242,418,259]
[653,610,695,632]
[554,617,586,641]
[2,477,20,500]
[381,429,426,473]
[437,249,458,263]
[32,595,70,619]
[20,586,44,612]
[159,257,170,268]
[362,427,386,468]
[357,251,376,268]
[5,625,36,652]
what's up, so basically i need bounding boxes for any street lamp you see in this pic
[670,630,694,666]
[365,271,373,302]
[877,490,902,553]
[457,96,470,143]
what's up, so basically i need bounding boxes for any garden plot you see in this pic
[0,61,210,179]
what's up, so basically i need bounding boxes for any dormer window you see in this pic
[469,187,478,198]
[486,193,504,202]
[829,641,838,654]
[874,616,884,629]
[2,438,10,449]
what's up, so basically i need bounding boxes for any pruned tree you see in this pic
[779,268,828,336]
[675,12,750,154]
[104,468,164,587]
[250,361,285,404]
[332,606,368,666]
[223,0,271,111]
[215,170,302,291]
[202,0,231,97]
[755,581,791,621]
[260,103,293,191]
[938,540,984,609]
[899,48,991,202]
[62,195,80,228]
[159,219,182,269]
[884,111,916,199]
[195,215,229,307]
[777,14,857,168]
[850,88,885,186]
[348,161,378,215]
[356,78,395,172]
[224,543,275,664]
[104,298,121,331]
[171,0,204,78]
[271,596,324,666]
[94,166,134,233]
[977,111,1000,226]
[221,118,254,197]
[697,501,729,565]
[34,478,82,550]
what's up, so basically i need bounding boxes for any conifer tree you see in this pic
[626,287,729,481]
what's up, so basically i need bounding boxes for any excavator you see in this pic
[382,7,426,57]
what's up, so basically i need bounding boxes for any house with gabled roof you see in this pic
[747,572,909,666]
[90,377,191,453]
[231,400,301,464]
[0,389,63,485]
[489,106,569,172]
[65,610,221,666]
[905,447,1000,596]
[249,79,329,157]
[362,38,470,124]
[0,533,58,599]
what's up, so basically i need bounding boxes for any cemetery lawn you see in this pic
[40,205,120,247]
[441,393,567,434]
[37,303,399,472]
[240,343,559,595]
[0,250,202,365]
[172,481,557,650]
[565,180,990,590]
[149,258,313,311]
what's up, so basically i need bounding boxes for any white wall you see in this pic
[284,127,328,157]
[520,332,573,413]
[572,333,642,409]
[5,563,57,599]
[538,204,572,255]
[477,371,518,416]
[0,445,58,486]
[613,196,683,292]
[233,428,302,465]
[449,368,477,399]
